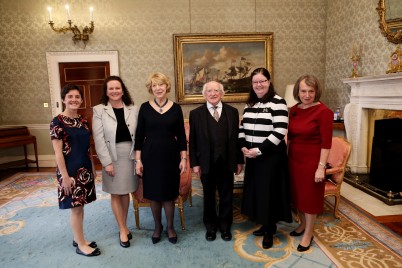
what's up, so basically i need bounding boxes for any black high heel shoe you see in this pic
[76,246,101,257]
[289,229,305,236]
[72,240,97,248]
[168,235,178,244]
[127,232,133,240]
[166,227,178,244]
[297,236,314,252]
[119,232,130,248]
[152,225,163,244]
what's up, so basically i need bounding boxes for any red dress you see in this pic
[288,103,333,214]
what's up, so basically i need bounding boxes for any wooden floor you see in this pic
[1,167,401,237]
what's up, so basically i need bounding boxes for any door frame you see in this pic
[46,50,119,116]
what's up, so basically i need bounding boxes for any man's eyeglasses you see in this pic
[252,80,268,85]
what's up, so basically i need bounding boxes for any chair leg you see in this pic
[33,140,39,171]
[23,145,28,169]
[131,195,140,229]
[188,188,193,207]
[179,206,185,230]
[177,196,186,230]
[333,195,340,219]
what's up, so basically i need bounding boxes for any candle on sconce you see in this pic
[47,7,52,22]
[65,4,71,21]
[90,7,94,22]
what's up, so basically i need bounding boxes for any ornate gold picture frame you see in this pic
[173,33,273,104]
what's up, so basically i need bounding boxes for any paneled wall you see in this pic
[0,0,399,163]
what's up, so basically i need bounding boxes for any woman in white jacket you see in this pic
[93,76,138,248]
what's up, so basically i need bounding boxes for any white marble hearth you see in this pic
[342,73,402,174]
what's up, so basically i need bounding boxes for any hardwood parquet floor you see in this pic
[1,167,401,237]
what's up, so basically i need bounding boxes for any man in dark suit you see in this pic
[189,81,244,242]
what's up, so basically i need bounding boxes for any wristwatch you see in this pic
[256,148,262,155]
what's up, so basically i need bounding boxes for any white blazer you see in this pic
[92,102,138,167]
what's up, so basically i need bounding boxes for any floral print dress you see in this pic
[50,114,96,209]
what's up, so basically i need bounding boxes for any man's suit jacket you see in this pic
[92,103,138,167]
[189,103,243,174]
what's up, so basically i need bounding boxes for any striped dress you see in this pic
[239,95,292,226]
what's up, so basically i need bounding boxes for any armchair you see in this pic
[324,137,352,219]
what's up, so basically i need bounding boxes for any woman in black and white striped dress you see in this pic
[239,68,292,249]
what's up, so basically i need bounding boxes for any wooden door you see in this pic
[59,62,110,168]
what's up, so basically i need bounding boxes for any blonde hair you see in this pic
[145,72,171,94]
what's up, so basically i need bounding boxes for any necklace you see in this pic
[154,98,168,113]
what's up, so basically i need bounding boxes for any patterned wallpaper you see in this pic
[0,0,399,156]
[325,0,399,112]
[0,0,327,125]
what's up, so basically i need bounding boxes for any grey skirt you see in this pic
[102,142,138,194]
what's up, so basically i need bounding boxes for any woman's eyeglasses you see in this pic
[252,80,268,85]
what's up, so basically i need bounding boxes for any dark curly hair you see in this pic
[100,76,134,106]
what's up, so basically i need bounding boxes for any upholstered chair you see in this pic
[324,137,352,218]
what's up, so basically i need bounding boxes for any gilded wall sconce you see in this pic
[47,5,94,48]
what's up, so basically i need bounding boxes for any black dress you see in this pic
[134,102,187,201]
[50,114,96,209]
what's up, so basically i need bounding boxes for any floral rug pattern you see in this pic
[1,173,401,268]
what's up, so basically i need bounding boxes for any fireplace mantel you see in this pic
[342,73,402,173]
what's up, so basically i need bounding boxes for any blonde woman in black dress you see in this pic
[135,72,187,244]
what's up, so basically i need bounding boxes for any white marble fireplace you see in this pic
[342,73,402,174]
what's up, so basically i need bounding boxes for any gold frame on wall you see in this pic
[377,0,402,44]
[173,33,273,104]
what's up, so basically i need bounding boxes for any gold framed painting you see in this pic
[173,33,273,104]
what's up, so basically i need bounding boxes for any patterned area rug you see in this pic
[0,173,401,268]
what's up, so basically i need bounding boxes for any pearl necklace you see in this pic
[154,98,168,113]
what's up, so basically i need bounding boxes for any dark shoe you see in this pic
[119,232,130,248]
[221,231,232,241]
[166,227,178,244]
[76,246,101,257]
[151,236,161,244]
[297,236,314,252]
[205,231,216,241]
[168,235,178,244]
[152,225,163,244]
[127,232,132,240]
[290,229,305,237]
[262,233,273,249]
[253,226,267,236]
[72,240,97,248]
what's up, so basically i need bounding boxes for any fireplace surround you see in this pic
[342,73,402,205]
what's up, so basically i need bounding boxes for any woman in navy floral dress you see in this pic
[50,84,100,257]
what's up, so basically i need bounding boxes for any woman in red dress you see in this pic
[287,74,333,252]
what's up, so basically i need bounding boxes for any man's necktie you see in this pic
[212,106,219,122]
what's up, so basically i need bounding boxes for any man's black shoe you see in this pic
[205,231,216,241]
